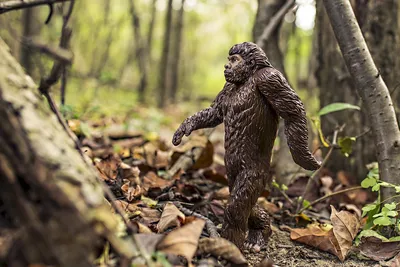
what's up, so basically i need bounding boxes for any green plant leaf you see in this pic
[281,184,288,191]
[372,183,381,192]
[302,199,311,209]
[338,136,356,157]
[362,204,377,217]
[361,177,377,188]
[395,186,400,193]
[317,102,360,116]
[384,203,397,210]
[373,216,392,226]
[272,180,280,189]
[386,211,398,217]
[141,196,158,208]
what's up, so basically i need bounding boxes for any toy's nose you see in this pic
[224,63,230,69]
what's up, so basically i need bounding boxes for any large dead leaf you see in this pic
[156,218,205,262]
[157,202,185,233]
[290,225,340,259]
[134,233,165,254]
[198,237,247,265]
[139,207,161,224]
[330,205,360,261]
[290,206,360,261]
[359,236,400,261]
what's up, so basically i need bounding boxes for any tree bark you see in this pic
[253,0,305,185]
[129,0,148,103]
[157,0,173,108]
[20,7,38,76]
[322,0,400,199]
[316,0,400,183]
[0,38,137,266]
[169,0,185,103]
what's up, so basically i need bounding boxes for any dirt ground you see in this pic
[244,226,379,267]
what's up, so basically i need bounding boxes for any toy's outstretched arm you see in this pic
[172,85,228,146]
[257,68,321,171]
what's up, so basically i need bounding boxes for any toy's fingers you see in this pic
[172,132,182,146]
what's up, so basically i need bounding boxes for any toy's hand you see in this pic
[172,120,193,146]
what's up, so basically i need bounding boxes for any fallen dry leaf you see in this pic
[157,202,185,233]
[170,135,214,170]
[135,233,165,254]
[257,197,280,214]
[113,200,140,213]
[121,181,143,202]
[290,225,340,259]
[143,171,174,191]
[132,221,153,234]
[198,237,247,265]
[290,206,360,261]
[139,207,161,224]
[120,163,140,184]
[156,218,205,262]
[359,236,400,261]
[95,154,121,181]
[330,205,360,261]
[212,186,229,200]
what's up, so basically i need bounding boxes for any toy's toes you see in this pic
[244,242,261,253]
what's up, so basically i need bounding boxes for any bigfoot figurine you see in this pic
[172,42,320,251]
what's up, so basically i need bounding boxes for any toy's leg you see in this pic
[221,170,263,250]
[245,204,272,252]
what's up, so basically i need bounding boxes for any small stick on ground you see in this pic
[298,186,363,214]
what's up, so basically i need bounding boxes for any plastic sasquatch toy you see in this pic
[172,42,320,251]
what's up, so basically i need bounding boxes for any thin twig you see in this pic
[174,202,219,238]
[298,186,363,214]
[296,125,344,213]
[24,38,73,64]
[0,0,70,14]
[256,0,296,47]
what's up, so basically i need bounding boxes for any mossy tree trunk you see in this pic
[0,38,136,266]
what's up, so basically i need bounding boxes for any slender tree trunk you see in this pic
[322,0,400,199]
[316,0,400,182]
[253,0,305,185]
[147,0,157,62]
[0,38,137,266]
[20,7,37,76]
[128,0,148,103]
[157,0,173,108]
[169,0,185,103]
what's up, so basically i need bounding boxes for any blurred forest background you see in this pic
[1,0,399,183]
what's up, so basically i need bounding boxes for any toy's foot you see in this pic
[244,230,267,253]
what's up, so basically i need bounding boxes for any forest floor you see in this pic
[59,109,396,267]
[247,227,377,266]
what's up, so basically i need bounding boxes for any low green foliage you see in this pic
[359,164,400,240]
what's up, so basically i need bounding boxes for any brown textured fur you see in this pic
[172,42,320,250]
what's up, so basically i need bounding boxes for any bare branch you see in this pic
[0,0,70,14]
[24,37,73,64]
[256,0,296,47]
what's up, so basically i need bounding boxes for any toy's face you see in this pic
[224,54,251,84]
